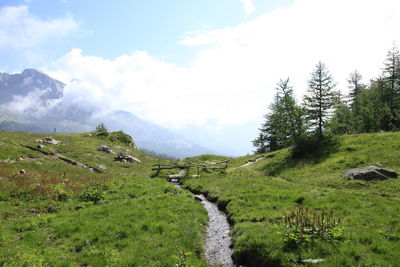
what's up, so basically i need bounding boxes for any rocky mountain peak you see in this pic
[0,68,64,104]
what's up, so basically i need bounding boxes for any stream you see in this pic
[173,183,235,267]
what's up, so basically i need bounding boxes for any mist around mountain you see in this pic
[0,69,216,158]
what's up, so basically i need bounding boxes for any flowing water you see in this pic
[173,183,235,266]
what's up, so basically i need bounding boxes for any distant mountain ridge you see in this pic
[0,69,64,105]
[0,69,215,158]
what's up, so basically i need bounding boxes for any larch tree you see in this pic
[303,62,337,140]
[382,44,400,128]
[253,78,305,153]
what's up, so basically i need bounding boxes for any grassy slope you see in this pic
[184,132,400,266]
[0,132,208,266]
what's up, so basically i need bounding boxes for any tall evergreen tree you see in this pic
[347,70,364,110]
[382,44,400,128]
[253,78,305,153]
[303,62,337,140]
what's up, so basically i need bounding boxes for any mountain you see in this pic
[98,110,216,158]
[0,69,215,158]
[0,68,64,105]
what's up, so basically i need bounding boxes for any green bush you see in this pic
[95,123,109,137]
[80,184,105,204]
[109,131,134,146]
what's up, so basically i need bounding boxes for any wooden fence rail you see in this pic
[151,160,229,177]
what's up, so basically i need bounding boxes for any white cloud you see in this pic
[0,5,78,49]
[240,0,256,15]
[44,0,400,153]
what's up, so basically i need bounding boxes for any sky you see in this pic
[1,0,400,155]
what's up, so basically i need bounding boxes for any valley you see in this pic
[0,131,399,266]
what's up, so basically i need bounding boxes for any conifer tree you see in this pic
[347,70,364,110]
[382,44,400,128]
[253,79,305,153]
[303,62,337,140]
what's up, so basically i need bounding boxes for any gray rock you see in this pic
[302,259,325,264]
[37,144,46,149]
[19,169,26,175]
[115,153,141,163]
[343,166,397,181]
[98,164,107,170]
[43,136,59,145]
[96,145,114,154]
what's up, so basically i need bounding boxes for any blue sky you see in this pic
[1,0,400,155]
[1,0,292,71]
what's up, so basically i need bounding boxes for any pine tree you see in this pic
[382,44,400,128]
[253,79,305,153]
[347,70,364,110]
[303,62,337,140]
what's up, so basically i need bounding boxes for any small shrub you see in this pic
[95,123,109,137]
[80,184,105,204]
[172,251,194,267]
[109,131,134,146]
[284,206,343,249]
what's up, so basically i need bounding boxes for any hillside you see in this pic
[0,69,216,158]
[1,131,399,266]
[184,132,400,266]
[0,131,208,266]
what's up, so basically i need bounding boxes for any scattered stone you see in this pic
[115,153,141,163]
[43,136,60,145]
[194,195,203,202]
[113,145,122,150]
[343,166,398,181]
[301,259,325,264]
[19,169,26,175]
[35,139,43,143]
[98,164,107,170]
[96,145,115,154]
[15,157,23,161]
[37,144,46,149]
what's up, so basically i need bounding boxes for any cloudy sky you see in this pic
[1,0,400,155]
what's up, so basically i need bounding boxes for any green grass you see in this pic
[184,132,400,266]
[0,132,208,266]
[2,131,400,266]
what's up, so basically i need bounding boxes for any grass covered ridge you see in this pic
[184,132,400,266]
[0,132,208,266]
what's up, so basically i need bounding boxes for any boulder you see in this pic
[98,164,107,170]
[43,136,59,145]
[343,166,397,181]
[115,153,141,163]
[96,145,115,154]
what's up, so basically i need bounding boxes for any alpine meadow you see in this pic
[1,0,400,266]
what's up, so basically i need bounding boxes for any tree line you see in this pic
[253,44,400,154]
